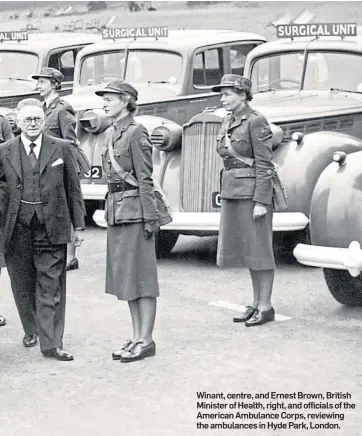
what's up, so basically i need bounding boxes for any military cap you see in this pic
[211,74,252,93]
[32,67,64,84]
[95,80,138,101]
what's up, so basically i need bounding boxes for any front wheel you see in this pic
[155,231,179,258]
[323,269,362,306]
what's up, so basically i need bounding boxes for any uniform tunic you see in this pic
[216,104,275,270]
[102,114,159,301]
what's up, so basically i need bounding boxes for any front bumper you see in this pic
[81,183,107,201]
[93,209,308,232]
[294,241,362,277]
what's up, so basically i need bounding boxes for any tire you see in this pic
[323,269,362,306]
[155,231,179,258]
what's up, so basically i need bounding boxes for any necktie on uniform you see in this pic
[29,143,37,169]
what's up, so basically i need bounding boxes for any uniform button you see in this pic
[108,160,111,164]
[17,184,21,189]
[267,169,272,175]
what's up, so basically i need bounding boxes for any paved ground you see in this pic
[1,227,361,436]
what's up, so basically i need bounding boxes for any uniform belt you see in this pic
[108,181,136,193]
[223,157,249,170]
[20,200,44,205]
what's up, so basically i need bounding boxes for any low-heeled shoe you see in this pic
[120,341,156,363]
[245,307,275,327]
[67,258,79,271]
[112,339,133,360]
[42,348,74,361]
[233,306,257,323]
[23,334,38,348]
[0,315,6,326]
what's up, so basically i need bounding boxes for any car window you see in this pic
[193,47,223,87]
[79,50,182,85]
[251,51,362,93]
[0,51,38,81]
[229,44,256,76]
[48,49,78,82]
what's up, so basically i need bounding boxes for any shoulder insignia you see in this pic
[141,137,149,146]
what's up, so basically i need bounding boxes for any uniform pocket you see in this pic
[113,189,143,223]
[221,167,256,199]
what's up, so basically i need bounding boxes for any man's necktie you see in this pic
[29,143,37,169]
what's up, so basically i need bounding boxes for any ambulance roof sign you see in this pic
[102,27,168,40]
[0,31,28,42]
[277,23,357,39]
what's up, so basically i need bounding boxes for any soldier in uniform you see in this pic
[96,80,159,363]
[212,74,276,327]
[32,67,82,272]
[0,115,12,326]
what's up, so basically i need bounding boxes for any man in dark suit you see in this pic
[0,98,85,361]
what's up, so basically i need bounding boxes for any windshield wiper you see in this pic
[2,77,32,82]
[147,80,170,84]
[254,88,276,94]
[330,88,362,94]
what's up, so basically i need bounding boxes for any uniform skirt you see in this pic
[105,222,159,301]
[217,199,275,270]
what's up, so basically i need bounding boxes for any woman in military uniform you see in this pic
[32,67,83,272]
[0,115,12,326]
[212,74,276,327]
[96,80,159,363]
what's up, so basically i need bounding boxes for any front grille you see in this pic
[181,121,222,212]
[279,115,355,142]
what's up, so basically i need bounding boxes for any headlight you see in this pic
[151,123,182,152]
[78,109,112,134]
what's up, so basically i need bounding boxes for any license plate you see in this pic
[83,166,102,179]
[212,191,222,208]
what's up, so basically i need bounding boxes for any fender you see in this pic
[309,150,362,247]
[274,131,362,216]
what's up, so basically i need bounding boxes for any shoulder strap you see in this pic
[225,117,255,167]
[108,128,139,187]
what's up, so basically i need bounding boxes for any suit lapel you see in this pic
[6,137,23,181]
[40,135,57,175]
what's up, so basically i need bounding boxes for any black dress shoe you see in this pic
[112,339,133,360]
[23,334,38,348]
[120,341,156,363]
[0,315,6,326]
[245,307,275,327]
[67,258,79,271]
[233,306,257,323]
[42,348,74,361]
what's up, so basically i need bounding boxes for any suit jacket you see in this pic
[0,134,85,252]
[0,115,13,144]
[101,115,157,224]
[217,104,274,205]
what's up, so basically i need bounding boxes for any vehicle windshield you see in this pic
[79,50,183,86]
[250,51,362,93]
[0,51,38,81]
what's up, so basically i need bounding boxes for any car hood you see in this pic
[67,83,181,111]
[251,91,362,123]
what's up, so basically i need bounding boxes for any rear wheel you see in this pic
[155,231,179,258]
[323,269,362,306]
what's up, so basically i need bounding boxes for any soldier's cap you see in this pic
[95,80,138,101]
[32,67,64,84]
[211,74,252,93]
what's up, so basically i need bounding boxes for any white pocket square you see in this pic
[51,158,64,167]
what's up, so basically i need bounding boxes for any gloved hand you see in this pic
[144,220,160,240]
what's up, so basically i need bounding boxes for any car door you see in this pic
[46,45,89,95]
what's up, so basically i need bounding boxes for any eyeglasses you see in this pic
[23,117,44,125]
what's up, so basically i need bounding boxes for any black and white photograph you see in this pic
[0,0,361,434]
